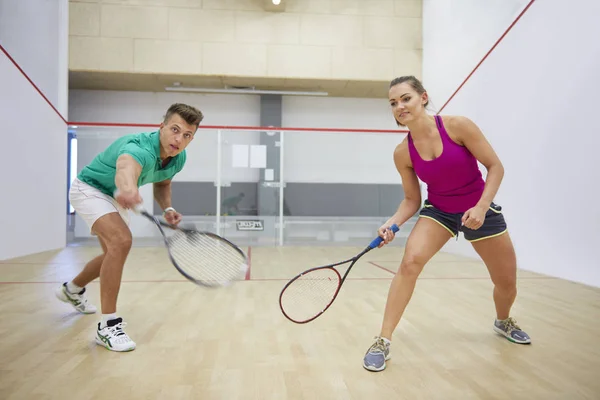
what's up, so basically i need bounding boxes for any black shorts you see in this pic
[419,199,508,242]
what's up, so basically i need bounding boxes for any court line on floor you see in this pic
[0,278,394,284]
[0,276,558,284]
[367,261,556,280]
[368,261,397,275]
[0,262,87,265]
[245,246,252,280]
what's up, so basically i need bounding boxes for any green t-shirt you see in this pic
[77,130,186,197]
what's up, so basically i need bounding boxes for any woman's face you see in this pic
[388,82,427,126]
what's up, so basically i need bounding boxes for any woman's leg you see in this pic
[470,232,531,344]
[363,216,453,371]
[380,217,453,339]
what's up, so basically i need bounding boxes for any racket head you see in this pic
[279,266,343,324]
[165,227,248,287]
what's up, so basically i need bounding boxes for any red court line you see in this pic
[369,261,396,275]
[0,278,393,285]
[0,44,67,124]
[0,276,556,285]
[67,121,409,134]
[245,247,252,280]
[368,261,555,280]
[438,0,537,113]
[0,262,87,265]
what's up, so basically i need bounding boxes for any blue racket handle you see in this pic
[369,224,400,249]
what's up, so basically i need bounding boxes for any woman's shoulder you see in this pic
[437,114,480,144]
[393,137,412,167]
[438,115,473,129]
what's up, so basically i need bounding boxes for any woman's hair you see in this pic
[389,75,429,108]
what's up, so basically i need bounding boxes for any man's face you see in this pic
[159,113,196,157]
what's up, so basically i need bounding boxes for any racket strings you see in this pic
[167,231,247,285]
[280,268,340,322]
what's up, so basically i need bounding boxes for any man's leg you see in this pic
[71,237,107,288]
[55,238,107,314]
[91,212,136,352]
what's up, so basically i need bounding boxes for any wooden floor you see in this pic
[1,243,600,399]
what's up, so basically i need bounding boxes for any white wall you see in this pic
[0,0,69,117]
[0,0,69,260]
[283,96,404,183]
[422,0,531,111]
[0,51,67,260]
[423,0,600,287]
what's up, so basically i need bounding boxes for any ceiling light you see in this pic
[164,86,328,96]
[272,0,281,4]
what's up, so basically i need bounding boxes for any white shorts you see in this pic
[69,178,130,234]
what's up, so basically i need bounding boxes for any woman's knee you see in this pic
[399,254,426,279]
[494,274,517,293]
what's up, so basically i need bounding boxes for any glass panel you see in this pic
[217,129,282,246]
[69,125,414,248]
[281,130,417,246]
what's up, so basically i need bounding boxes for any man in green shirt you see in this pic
[56,103,203,352]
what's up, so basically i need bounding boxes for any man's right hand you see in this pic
[115,189,142,209]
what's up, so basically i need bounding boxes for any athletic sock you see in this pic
[66,281,83,294]
[100,313,118,329]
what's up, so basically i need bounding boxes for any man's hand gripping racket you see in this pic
[279,224,400,324]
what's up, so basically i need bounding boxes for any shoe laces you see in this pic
[104,321,133,345]
[500,317,521,332]
[368,337,388,354]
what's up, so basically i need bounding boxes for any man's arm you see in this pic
[115,154,142,194]
[114,154,143,208]
[153,179,173,211]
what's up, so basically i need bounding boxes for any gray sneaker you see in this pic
[494,317,531,344]
[363,336,391,372]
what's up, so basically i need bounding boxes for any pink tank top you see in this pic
[407,115,485,213]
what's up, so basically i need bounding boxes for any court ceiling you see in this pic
[68,70,391,99]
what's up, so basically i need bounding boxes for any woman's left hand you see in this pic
[461,205,488,230]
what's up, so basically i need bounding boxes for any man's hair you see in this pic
[164,103,204,127]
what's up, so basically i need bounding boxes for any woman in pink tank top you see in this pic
[362,76,530,373]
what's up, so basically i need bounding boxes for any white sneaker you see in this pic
[95,318,136,352]
[55,283,97,314]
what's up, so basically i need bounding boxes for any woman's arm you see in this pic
[385,141,422,227]
[448,116,504,209]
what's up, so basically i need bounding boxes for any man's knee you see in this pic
[92,213,132,255]
[105,231,132,254]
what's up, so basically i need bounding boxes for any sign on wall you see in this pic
[236,220,264,231]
